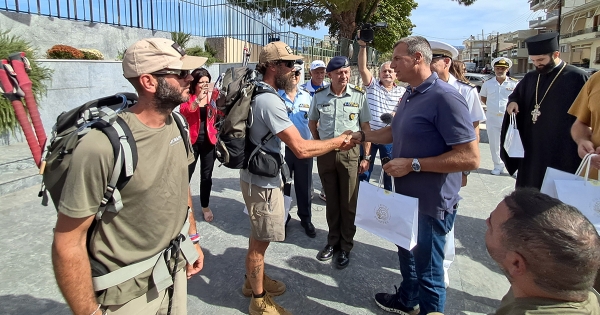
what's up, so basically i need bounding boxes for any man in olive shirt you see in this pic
[51,38,206,314]
[486,189,600,314]
[308,56,372,269]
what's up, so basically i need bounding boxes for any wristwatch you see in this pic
[363,155,371,161]
[462,171,471,176]
[411,158,421,172]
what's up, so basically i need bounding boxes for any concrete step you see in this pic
[0,143,41,196]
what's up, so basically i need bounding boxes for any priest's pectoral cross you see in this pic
[531,104,541,124]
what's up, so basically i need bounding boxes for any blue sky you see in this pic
[294,0,545,46]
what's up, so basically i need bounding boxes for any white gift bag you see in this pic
[503,113,525,158]
[243,195,292,225]
[553,154,600,233]
[541,153,598,198]
[355,174,419,251]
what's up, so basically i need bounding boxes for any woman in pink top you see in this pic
[180,68,219,222]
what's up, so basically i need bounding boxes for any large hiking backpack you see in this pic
[40,93,191,218]
[214,67,278,169]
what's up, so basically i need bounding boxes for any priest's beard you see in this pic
[535,58,556,74]
[275,70,295,91]
[154,77,189,114]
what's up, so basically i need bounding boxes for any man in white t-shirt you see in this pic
[357,35,406,191]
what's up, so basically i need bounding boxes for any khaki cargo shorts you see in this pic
[240,179,285,242]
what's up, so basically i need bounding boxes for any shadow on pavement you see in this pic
[0,294,68,315]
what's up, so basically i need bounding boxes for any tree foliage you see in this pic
[230,0,477,53]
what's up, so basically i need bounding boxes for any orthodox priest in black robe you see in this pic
[500,32,588,189]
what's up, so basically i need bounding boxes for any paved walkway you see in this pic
[0,143,515,315]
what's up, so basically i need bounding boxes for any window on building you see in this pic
[520,41,526,48]
[595,46,600,64]
[560,45,567,53]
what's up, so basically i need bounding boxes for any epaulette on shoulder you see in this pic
[351,85,365,94]
[315,86,328,93]
[509,77,519,82]
[299,86,309,93]
[457,79,476,88]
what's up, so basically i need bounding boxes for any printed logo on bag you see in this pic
[375,204,390,224]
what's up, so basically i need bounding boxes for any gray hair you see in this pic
[379,61,391,72]
[393,36,432,65]
[502,188,600,300]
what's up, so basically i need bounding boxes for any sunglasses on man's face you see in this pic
[277,60,295,68]
[294,70,301,77]
[152,69,191,79]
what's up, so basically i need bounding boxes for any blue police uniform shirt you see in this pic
[278,88,313,140]
[391,72,476,219]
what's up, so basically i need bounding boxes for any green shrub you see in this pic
[47,45,84,59]
[80,48,104,60]
[0,30,53,134]
[171,32,192,50]
[186,43,222,66]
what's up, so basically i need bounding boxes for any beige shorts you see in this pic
[240,179,285,242]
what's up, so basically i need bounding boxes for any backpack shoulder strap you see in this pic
[94,116,138,219]
[172,111,192,156]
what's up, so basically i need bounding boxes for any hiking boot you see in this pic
[374,286,420,315]
[242,274,286,297]
[249,293,292,315]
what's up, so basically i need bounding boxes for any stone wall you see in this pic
[0,11,205,60]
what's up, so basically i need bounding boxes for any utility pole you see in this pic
[557,0,563,44]
[481,29,485,68]
[496,32,499,58]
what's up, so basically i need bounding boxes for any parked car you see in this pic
[464,73,494,92]
[464,62,477,72]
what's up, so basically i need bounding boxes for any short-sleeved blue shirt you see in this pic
[391,72,476,219]
[278,88,313,140]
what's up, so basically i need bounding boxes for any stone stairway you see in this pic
[0,143,41,196]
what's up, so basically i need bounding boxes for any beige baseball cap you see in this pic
[122,38,208,78]
[259,41,303,63]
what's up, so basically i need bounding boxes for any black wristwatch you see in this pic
[363,155,371,161]
[462,171,470,176]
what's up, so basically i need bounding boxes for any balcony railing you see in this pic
[561,26,600,39]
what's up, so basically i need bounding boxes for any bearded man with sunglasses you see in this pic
[241,42,355,315]
[51,38,206,314]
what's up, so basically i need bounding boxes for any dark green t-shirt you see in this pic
[58,111,193,305]
[496,288,600,315]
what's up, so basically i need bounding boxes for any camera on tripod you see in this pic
[357,22,388,43]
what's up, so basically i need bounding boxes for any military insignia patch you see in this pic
[352,85,365,94]
[315,86,327,93]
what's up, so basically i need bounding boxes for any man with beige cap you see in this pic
[240,41,354,315]
[51,38,207,314]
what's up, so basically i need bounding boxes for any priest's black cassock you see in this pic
[500,62,588,189]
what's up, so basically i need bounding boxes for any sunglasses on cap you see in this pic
[151,69,191,79]
[276,60,295,68]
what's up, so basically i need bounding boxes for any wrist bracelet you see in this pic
[189,233,200,244]
[359,130,365,143]
[90,304,101,315]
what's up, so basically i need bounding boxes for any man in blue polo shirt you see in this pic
[279,64,317,238]
[351,36,479,314]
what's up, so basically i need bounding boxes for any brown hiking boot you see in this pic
[249,293,292,315]
[242,274,286,297]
